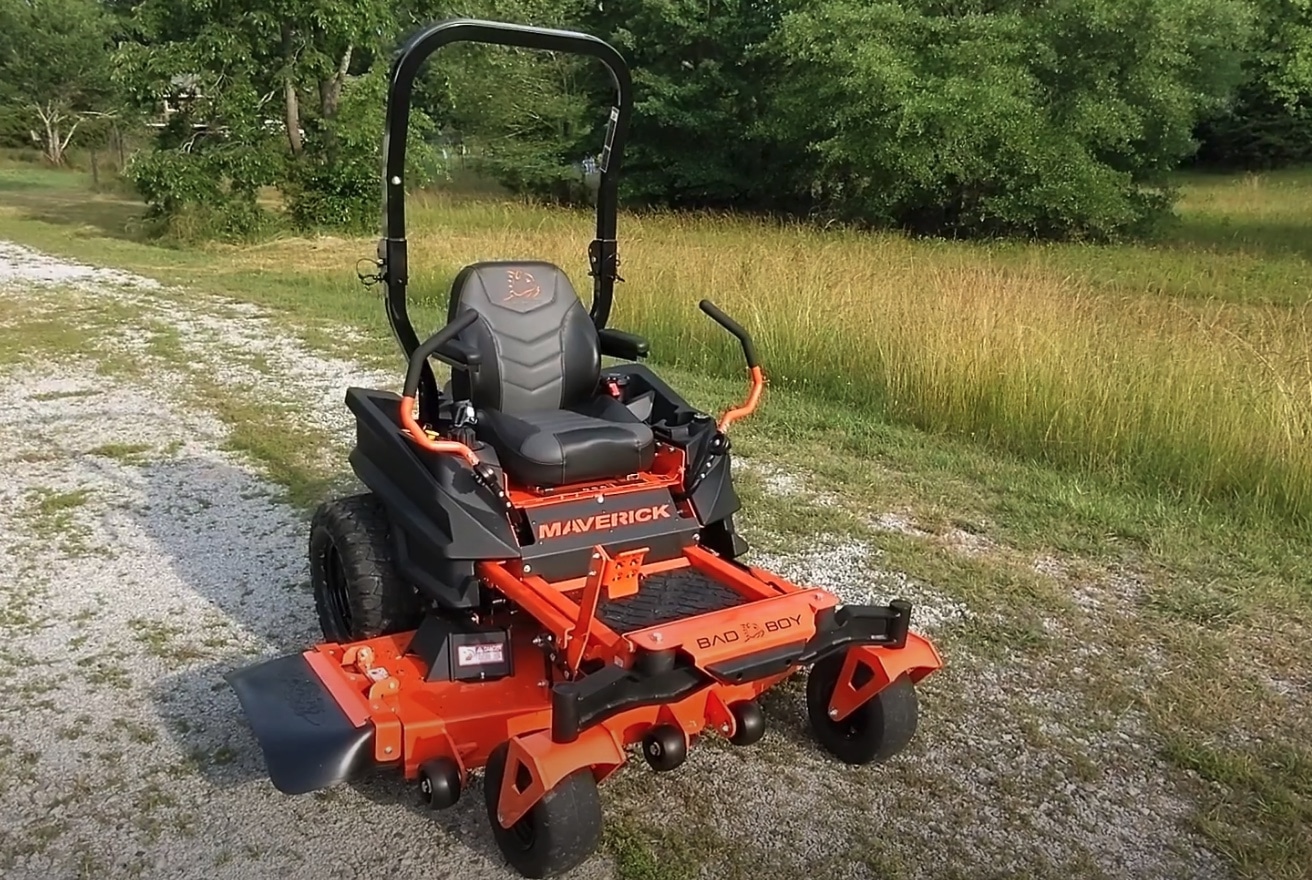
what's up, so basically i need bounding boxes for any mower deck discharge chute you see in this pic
[225,18,943,878]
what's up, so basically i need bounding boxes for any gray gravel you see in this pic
[0,241,1231,880]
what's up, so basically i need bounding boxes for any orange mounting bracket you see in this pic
[565,545,647,675]
[827,634,944,722]
[496,727,626,828]
[705,688,739,740]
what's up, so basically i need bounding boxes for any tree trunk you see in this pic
[45,119,61,165]
[284,78,303,156]
[317,44,353,164]
[113,120,126,168]
[318,44,352,121]
[35,102,68,166]
[282,24,303,157]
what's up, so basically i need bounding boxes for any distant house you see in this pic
[150,74,204,127]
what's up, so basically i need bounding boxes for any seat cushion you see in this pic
[477,396,655,487]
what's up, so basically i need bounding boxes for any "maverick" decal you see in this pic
[536,504,673,540]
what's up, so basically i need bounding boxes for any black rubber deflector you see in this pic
[225,653,376,795]
[552,661,704,743]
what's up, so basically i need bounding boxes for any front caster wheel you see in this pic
[483,743,603,879]
[806,653,918,765]
[728,700,765,746]
[418,758,461,809]
[642,725,687,771]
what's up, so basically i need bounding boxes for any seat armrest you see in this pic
[598,328,649,360]
[432,338,482,370]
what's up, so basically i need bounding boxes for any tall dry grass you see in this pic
[246,188,1312,523]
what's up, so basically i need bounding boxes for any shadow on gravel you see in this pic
[147,655,509,866]
[126,449,512,864]
[130,455,318,654]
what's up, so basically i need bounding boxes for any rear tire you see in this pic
[309,493,422,641]
[483,743,603,879]
[805,653,918,765]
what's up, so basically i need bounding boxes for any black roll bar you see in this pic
[378,18,633,410]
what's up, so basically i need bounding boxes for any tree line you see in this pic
[2,0,1311,240]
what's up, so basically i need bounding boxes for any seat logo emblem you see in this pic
[503,269,542,303]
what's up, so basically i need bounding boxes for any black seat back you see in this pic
[447,261,600,415]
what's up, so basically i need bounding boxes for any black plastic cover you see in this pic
[408,613,514,682]
[225,653,375,795]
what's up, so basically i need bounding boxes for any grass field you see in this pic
[8,161,1306,522]
[1,162,1311,878]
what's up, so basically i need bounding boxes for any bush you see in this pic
[767,0,1252,240]
[282,69,442,233]
[1195,85,1312,169]
[125,110,280,242]
[1194,0,1312,170]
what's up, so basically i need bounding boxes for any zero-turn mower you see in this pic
[226,18,943,879]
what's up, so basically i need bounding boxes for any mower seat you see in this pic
[447,261,655,487]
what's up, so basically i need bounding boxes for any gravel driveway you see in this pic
[0,241,1229,880]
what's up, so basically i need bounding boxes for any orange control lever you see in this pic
[718,365,764,432]
[398,395,482,468]
[699,299,764,432]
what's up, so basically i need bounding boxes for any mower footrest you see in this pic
[225,653,376,795]
[701,600,909,684]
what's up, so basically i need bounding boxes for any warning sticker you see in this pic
[456,643,505,667]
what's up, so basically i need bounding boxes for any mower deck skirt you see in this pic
[225,652,376,794]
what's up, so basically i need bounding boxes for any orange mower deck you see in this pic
[232,543,942,829]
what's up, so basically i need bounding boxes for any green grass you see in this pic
[6,162,1305,523]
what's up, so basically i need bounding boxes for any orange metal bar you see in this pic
[479,561,633,666]
[537,555,689,595]
[398,395,482,468]
[565,551,610,675]
[718,365,764,432]
[477,561,582,645]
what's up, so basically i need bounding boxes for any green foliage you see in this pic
[0,103,31,149]
[430,43,593,201]
[1196,0,1312,168]
[0,0,115,164]
[1196,83,1312,168]
[421,0,1256,238]
[580,0,791,209]
[113,2,288,237]
[283,69,441,231]
[417,0,596,201]
[10,0,1271,240]
[112,0,429,236]
[768,0,1252,239]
